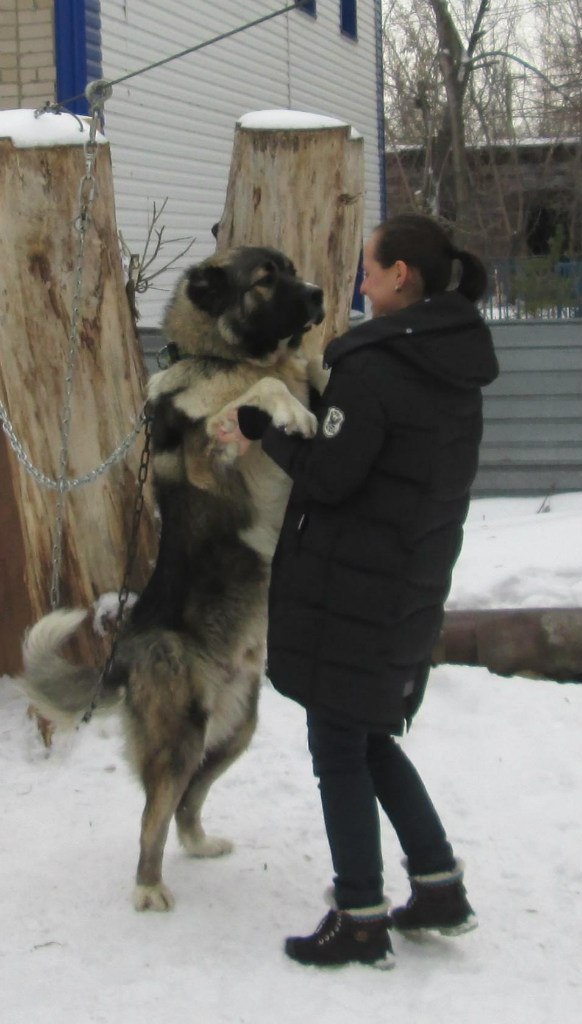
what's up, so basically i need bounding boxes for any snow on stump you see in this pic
[215,109,364,364]
[0,110,157,675]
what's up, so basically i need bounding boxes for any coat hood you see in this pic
[325,291,499,391]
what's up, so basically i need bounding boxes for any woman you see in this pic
[232,214,499,968]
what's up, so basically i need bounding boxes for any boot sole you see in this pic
[286,947,396,969]
[372,952,397,970]
[395,914,478,938]
[287,954,396,969]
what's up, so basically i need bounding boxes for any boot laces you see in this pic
[316,911,343,945]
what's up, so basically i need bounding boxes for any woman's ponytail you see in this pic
[453,249,488,302]
[373,214,489,303]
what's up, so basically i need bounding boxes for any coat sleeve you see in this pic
[261,363,386,505]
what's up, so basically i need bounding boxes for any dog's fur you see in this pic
[20,246,324,912]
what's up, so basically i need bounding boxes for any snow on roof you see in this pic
[0,108,107,148]
[386,136,580,154]
[238,109,361,139]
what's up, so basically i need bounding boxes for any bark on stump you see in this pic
[433,608,582,682]
[215,112,364,362]
[0,129,157,676]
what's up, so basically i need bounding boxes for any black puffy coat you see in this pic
[262,291,499,733]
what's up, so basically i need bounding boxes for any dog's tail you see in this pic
[21,609,124,729]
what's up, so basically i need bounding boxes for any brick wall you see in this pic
[0,0,55,110]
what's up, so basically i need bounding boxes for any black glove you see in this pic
[237,405,273,440]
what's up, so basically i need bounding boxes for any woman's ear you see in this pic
[393,259,408,293]
[395,260,423,298]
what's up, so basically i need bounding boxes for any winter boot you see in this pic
[390,860,477,936]
[285,904,395,968]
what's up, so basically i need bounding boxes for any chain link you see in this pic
[50,103,103,610]
[81,413,153,725]
[0,399,147,491]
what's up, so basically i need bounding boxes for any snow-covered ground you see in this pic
[1,493,581,1024]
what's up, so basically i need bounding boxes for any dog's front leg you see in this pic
[207,377,317,449]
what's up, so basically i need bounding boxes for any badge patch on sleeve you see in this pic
[322,406,345,438]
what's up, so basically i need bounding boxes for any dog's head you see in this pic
[163,246,325,362]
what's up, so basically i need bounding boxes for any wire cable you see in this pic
[57,2,310,110]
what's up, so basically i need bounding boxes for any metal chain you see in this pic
[50,103,103,610]
[81,412,153,724]
[0,399,146,491]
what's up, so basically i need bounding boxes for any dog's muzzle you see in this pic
[302,284,325,327]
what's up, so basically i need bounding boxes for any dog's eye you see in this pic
[252,261,277,288]
[261,260,277,282]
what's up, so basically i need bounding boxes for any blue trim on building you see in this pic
[85,0,104,86]
[54,0,103,114]
[352,249,365,313]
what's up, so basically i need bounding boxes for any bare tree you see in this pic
[429,0,492,238]
[383,0,581,259]
[533,1,582,256]
[536,0,582,138]
[383,1,520,241]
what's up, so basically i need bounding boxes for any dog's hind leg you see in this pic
[176,690,258,858]
[133,736,206,912]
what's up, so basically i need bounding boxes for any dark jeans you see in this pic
[306,708,456,910]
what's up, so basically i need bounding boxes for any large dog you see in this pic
[20,245,325,911]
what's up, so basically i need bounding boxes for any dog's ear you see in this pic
[186,265,231,316]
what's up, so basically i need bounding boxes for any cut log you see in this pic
[0,116,157,675]
[434,608,582,682]
[215,110,364,363]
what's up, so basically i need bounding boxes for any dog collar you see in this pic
[156,342,183,368]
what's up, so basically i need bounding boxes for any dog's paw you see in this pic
[133,882,176,912]
[248,379,318,438]
[180,832,234,858]
[271,401,318,439]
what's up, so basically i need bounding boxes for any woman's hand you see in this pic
[214,415,252,456]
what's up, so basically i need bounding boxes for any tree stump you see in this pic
[0,111,157,675]
[215,110,364,363]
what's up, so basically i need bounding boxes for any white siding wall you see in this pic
[99,0,382,326]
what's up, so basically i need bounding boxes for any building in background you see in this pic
[385,137,582,266]
[1,0,385,326]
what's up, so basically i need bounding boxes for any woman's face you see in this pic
[360,234,402,317]
[360,233,423,316]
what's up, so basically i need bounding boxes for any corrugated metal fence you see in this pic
[475,318,582,496]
